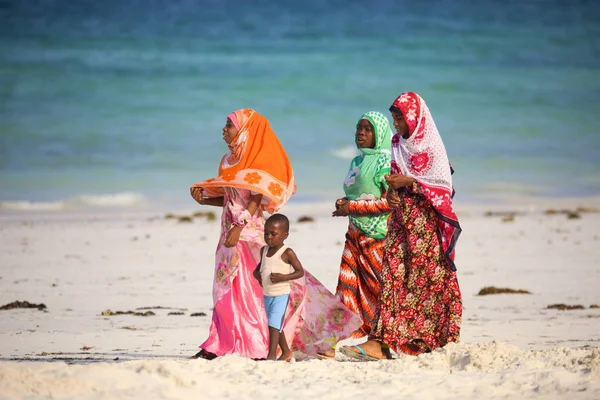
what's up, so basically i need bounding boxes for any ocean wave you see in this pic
[71,192,146,207]
[0,192,146,211]
[0,200,67,211]
[330,145,358,160]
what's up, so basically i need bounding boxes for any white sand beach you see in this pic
[1,199,600,399]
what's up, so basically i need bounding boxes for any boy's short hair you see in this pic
[265,213,290,232]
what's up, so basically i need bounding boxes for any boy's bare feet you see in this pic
[278,351,293,362]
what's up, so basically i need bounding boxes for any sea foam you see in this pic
[0,192,146,211]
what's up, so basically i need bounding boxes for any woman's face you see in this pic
[222,118,239,144]
[355,119,376,149]
[391,110,409,139]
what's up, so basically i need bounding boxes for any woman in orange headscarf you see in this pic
[190,109,360,360]
[192,108,296,215]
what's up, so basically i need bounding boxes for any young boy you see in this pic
[253,213,304,361]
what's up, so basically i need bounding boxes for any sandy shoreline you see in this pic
[1,198,599,399]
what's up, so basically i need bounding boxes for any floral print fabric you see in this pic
[370,190,462,355]
[287,271,362,360]
[211,187,265,304]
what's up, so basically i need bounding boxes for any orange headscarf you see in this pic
[191,109,295,213]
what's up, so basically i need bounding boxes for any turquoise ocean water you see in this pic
[1,0,599,211]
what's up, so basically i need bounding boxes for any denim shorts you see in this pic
[263,294,290,332]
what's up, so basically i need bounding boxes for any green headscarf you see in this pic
[343,111,392,239]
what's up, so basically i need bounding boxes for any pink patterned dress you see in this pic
[200,187,360,360]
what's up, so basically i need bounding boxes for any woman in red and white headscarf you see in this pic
[341,92,462,360]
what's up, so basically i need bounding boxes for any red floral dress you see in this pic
[370,188,462,355]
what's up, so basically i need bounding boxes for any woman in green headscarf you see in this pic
[318,112,392,359]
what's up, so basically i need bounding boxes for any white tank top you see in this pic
[260,245,293,296]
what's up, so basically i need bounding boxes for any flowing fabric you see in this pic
[343,111,392,239]
[201,188,361,359]
[390,92,461,269]
[191,109,295,214]
[287,271,362,359]
[369,191,462,355]
[200,188,269,358]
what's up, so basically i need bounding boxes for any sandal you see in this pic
[190,349,218,360]
[339,344,384,362]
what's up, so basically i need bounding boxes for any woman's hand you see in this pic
[191,187,225,207]
[385,174,414,190]
[386,189,400,208]
[224,225,243,248]
[190,187,205,204]
[332,198,350,217]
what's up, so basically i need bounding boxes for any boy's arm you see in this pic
[253,246,264,286]
[270,248,304,283]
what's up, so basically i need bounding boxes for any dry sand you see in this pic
[1,199,599,399]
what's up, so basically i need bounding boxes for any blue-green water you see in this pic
[1,0,599,210]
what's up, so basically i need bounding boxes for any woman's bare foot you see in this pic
[316,347,336,359]
[323,347,335,358]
